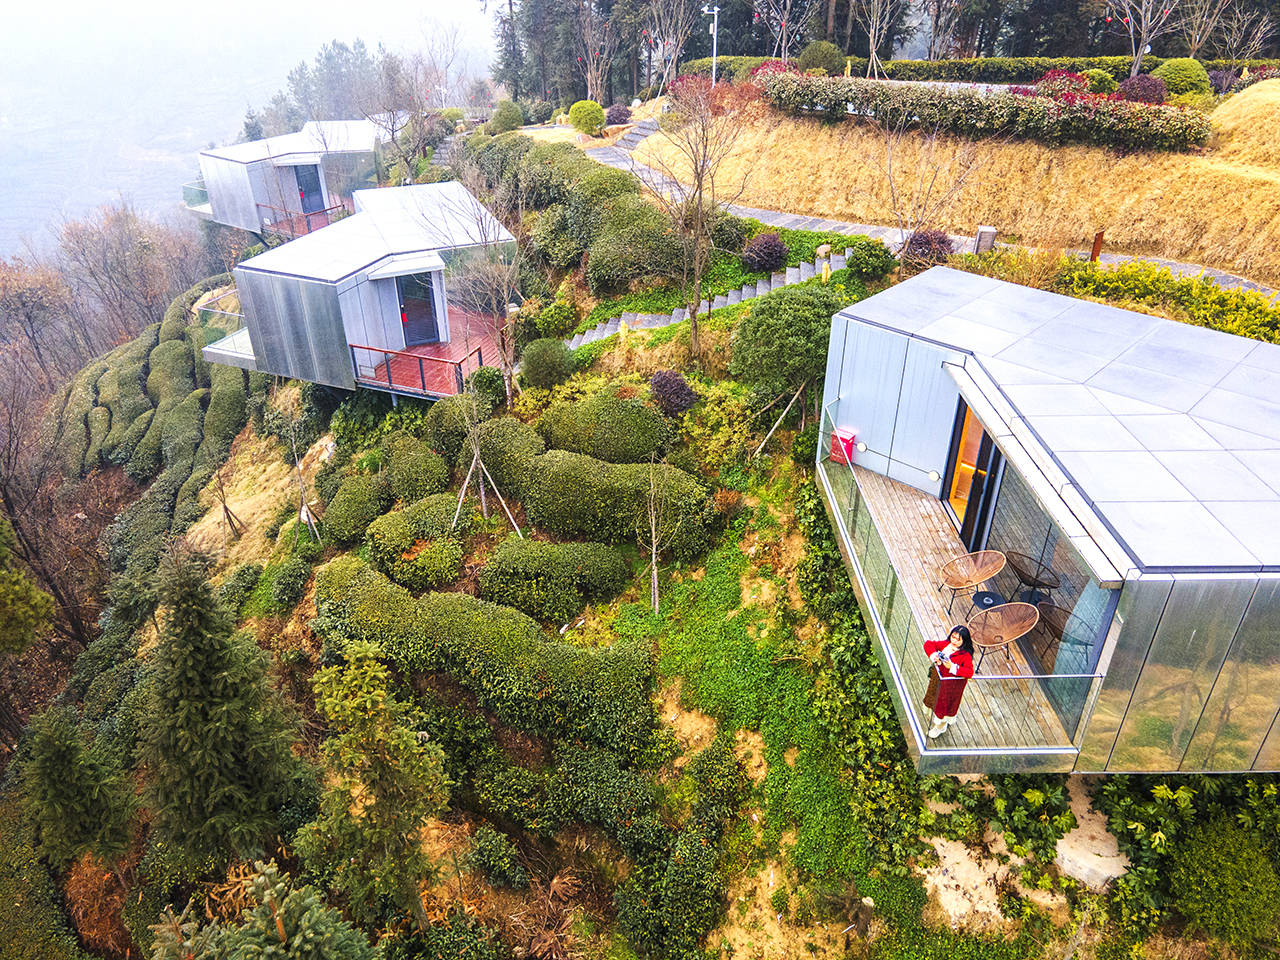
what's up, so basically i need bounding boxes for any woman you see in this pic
[923,625,975,739]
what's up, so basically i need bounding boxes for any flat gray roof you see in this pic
[236,182,516,283]
[839,266,1280,571]
[201,120,381,164]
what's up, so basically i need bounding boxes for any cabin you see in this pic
[202,182,515,397]
[818,266,1280,774]
[183,120,383,238]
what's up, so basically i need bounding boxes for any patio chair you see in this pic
[1033,602,1095,668]
[1006,551,1061,605]
[967,601,1039,673]
[937,550,1006,615]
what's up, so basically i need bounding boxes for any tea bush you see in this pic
[479,537,628,622]
[521,338,573,389]
[365,492,470,592]
[524,450,714,559]
[539,393,667,463]
[270,556,310,610]
[488,99,524,134]
[731,284,850,397]
[460,416,545,500]
[382,433,450,502]
[466,825,530,888]
[1151,57,1211,95]
[585,195,681,295]
[217,563,263,616]
[424,393,493,466]
[323,473,393,543]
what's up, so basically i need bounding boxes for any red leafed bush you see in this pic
[669,74,760,115]
[1118,73,1167,103]
[742,231,789,272]
[750,59,794,79]
[606,103,632,125]
[1035,70,1092,99]
[649,370,698,417]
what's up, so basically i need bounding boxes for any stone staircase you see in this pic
[615,117,659,151]
[566,248,858,350]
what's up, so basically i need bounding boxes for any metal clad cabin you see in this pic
[202,182,516,398]
[185,120,381,237]
[818,266,1280,774]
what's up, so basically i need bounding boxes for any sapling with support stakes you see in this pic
[753,379,808,459]
[637,453,684,614]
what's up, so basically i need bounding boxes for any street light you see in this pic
[702,5,721,83]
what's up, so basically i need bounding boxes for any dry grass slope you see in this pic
[636,80,1280,285]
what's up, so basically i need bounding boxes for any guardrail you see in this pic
[349,342,485,397]
[183,180,209,207]
[256,198,352,238]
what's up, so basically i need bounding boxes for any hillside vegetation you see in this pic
[636,80,1280,285]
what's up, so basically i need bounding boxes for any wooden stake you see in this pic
[753,380,807,459]
[453,451,479,530]
[477,456,523,538]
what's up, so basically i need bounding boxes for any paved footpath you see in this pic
[585,141,1275,298]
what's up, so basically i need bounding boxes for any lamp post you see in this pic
[702,5,721,83]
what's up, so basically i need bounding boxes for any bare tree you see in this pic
[647,0,700,98]
[924,0,966,59]
[0,258,76,390]
[361,50,419,174]
[1105,0,1182,76]
[759,0,821,63]
[1217,5,1275,64]
[874,119,982,254]
[850,0,910,76]
[578,0,622,104]
[636,455,683,614]
[1179,0,1232,57]
[419,20,472,111]
[636,77,748,362]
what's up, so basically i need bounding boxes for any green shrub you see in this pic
[479,537,627,622]
[460,416,545,500]
[1084,68,1118,93]
[797,40,845,75]
[425,393,493,466]
[1151,57,1211,95]
[314,458,347,505]
[366,492,469,592]
[1168,820,1280,949]
[466,825,530,888]
[539,393,667,463]
[381,913,504,960]
[383,433,450,502]
[271,556,311,610]
[585,196,680,295]
[465,365,507,411]
[525,450,713,560]
[710,211,751,252]
[521,338,573,389]
[731,284,848,397]
[568,99,605,135]
[324,472,393,543]
[217,563,263,616]
[528,204,584,269]
[488,99,524,134]
[315,555,656,756]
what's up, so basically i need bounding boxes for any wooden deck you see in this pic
[356,307,499,397]
[840,464,1076,751]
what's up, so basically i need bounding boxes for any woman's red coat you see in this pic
[923,638,974,718]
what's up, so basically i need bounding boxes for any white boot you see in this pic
[943,714,958,728]
[927,718,947,739]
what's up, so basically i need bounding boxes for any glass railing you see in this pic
[197,288,244,333]
[183,180,209,207]
[817,403,1101,752]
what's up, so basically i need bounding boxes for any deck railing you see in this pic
[256,198,352,238]
[182,180,209,207]
[197,288,244,330]
[349,342,485,397]
[817,403,1103,756]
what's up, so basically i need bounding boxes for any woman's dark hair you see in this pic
[949,625,974,655]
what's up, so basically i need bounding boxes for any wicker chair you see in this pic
[967,601,1039,673]
[1006,551,1061,604]
[937,550,1006,614]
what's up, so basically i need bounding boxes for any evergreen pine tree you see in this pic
[295,641,450,932]
[141,546,297,869]
[21,705,133,868]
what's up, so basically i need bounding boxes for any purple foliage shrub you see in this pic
[649,370,698,417]
[742,231,789,272]
[1208,69,1239,95]
[1118,73,1167,104]
[902,229,955,268]
[606,103,633,125]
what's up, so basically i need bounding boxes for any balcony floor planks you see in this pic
[850,465,1070,751]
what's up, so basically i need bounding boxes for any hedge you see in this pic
[100,324,159,463]
[479,537,629,622]
[459,417,545,500]
[324,472,393,543]
[524,450,714,560]
[315,555,656,756]
[58,361,107,476]
[383,433,450,502]
[762,73,1211,151]
[365,492,470,591]
[425,393,493,466]
[539,393,667,463]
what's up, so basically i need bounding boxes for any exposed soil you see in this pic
[735,729,768,785]
[1053,776,1129,891]
[659,679,718,763]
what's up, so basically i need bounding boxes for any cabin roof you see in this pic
[200,120,381,164]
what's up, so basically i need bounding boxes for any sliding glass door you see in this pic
[943,399,1003,550]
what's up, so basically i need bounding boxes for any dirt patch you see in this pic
[1054,776,1129,891]
[739,572,779,610]
[920,836,1007,934]
[713,858,859,960]
[660,679,718,760]
[278,574,319,653]
[735,729,768,785]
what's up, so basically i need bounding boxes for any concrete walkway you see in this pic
[585,131,1275,297]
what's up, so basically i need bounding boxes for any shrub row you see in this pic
[539,393,667,463]
[479,537,628,622]
[383,433,450,502]
[425,392,493,466]
[762,72,1211,151]
[460,416,545,499]
[524,450,714,560]
[315,555,657,757]
[366,492,470,592]
[323,473,394,544]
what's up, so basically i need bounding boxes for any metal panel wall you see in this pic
[198,154,257,232]
[887,338,961,494]
[234,268,354,389]
[1181,578,1280,771]
[1106,577,1255,771]
[1075,576,1171,770]
[830,319,908,478]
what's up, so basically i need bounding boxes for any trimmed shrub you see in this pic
[467,825,529,888]
[797,40,845,76]
[605,103,632,125]
[366,492,469,592]
[843,235,899,278]
[731,284,848,398]
[1117,73,1167,104]
[383,434,450,502]
[521,338,573,389]
[466,366,507,411]
[539,393,667,463]
[217,563,262,616]
[585,195,681,295]
[324,473,393,544]
[488,99,524,135]
[902,229,956,268]
[271,556,311,610]
[425,393,493,466]
[650,370,698,417]
[1084,68,1119,94]
[460,416,545,500]
[525,450,713,560]
[314,555,656,756]
[1168,820,1280,949]
[569,99,606,135]
[709,211,751,252]
[1151,57,1211,96]
[527,99,554,124]
[742,231,789,272]
[479,537,628,622]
